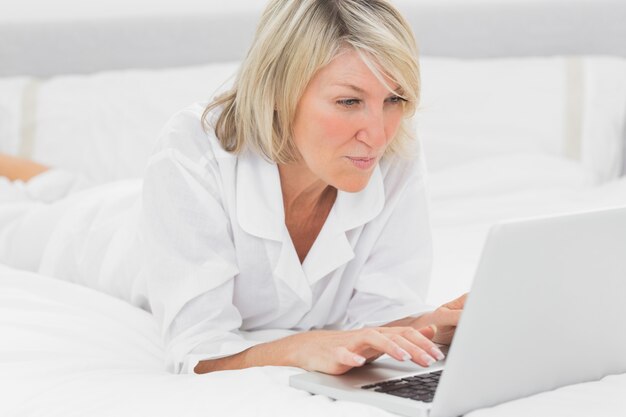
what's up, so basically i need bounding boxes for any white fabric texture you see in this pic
[417,56,626,180]
[31,62,239,182]
[0,76,31,154]
[580,56,626,180]
[8,102,434,375]
[426,157,626,306]
[0,168,90,203]
[0,169,91,272]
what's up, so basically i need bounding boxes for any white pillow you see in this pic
[0,76,32,155]
[580,56,626,180]
[31,62,239,183]
[427,154,598,202]
[417,56,626,182]
[417,56,565,169]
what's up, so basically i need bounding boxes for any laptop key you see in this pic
[375,384,410,393]
[386,390,415,398]
[363,371,441,403]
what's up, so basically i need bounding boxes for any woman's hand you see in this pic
[411,293,468,345]
[283,325,445,375]
[195,295,467,375]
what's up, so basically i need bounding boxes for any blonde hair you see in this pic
[202,0,420,163]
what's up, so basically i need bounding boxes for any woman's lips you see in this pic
[346,156,377,170]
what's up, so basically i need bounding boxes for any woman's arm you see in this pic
[194,325,443,375]
[0,153,49,182]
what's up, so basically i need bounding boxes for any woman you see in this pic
[0,0,466,376]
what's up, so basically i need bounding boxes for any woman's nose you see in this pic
[357,108,387,149]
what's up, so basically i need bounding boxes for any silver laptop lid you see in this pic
[431,206,626,417]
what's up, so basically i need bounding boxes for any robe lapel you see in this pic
[236,150,283,242]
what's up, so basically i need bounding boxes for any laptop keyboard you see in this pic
[360,370,443,403]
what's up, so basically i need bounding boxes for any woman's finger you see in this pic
[356,328,412,362]
[335,346,367,367]
[387,333,442,367]
[410,327,446,360]
[382,324,436,338]
[379,325,441,360]
[395,327,445,362]
[417,324,437,340]
[443,293,468,310]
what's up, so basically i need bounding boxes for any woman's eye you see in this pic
[387,95,407,104]
[337,98,361,107]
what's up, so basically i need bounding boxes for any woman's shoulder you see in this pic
[151,102,234,169]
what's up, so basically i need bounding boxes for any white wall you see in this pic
[0,0,576,23]
[0,0,263,22]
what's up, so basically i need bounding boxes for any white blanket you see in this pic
[2,263,626,417]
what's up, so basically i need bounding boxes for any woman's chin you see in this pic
[333,175,371,193]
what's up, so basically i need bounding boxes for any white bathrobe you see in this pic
[0,102,434,374]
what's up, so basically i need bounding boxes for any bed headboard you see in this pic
[1,0,625,77]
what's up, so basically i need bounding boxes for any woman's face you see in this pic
[291,49,406,193]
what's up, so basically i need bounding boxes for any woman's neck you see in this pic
[278,162,335,217]
[277,162,338,263]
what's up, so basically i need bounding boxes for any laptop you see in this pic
[290,206,626,417]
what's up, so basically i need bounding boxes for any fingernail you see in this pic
[431,347,445,361]
[429,324,438,334]
[353,355,366,365]
[396,348,411,361]
[420,354,435,367]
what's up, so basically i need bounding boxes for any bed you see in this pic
[2,0,626,416]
